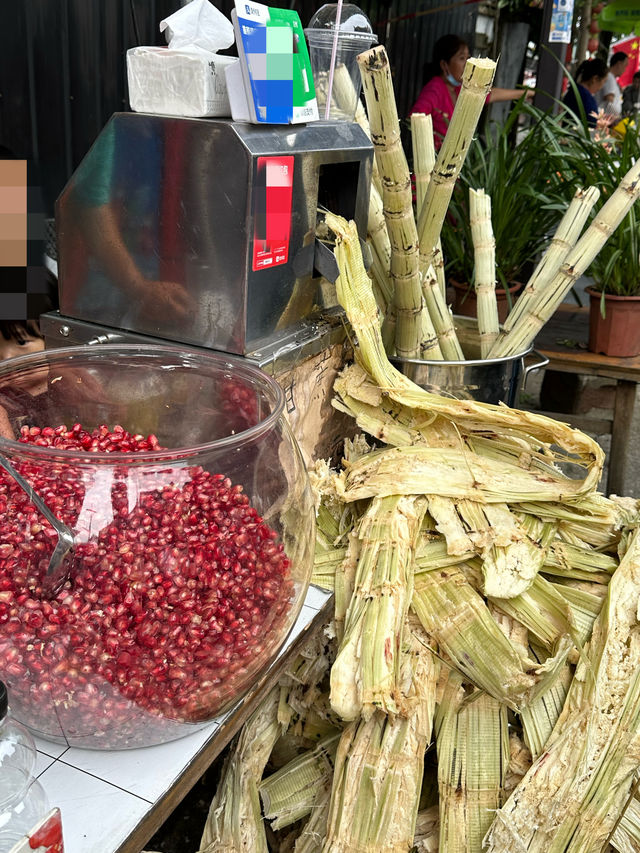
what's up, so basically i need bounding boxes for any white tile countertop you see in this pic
[33,585,332,853]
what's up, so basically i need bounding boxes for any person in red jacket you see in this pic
[409,34,531,148]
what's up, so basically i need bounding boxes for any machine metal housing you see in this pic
[56,114,373,358]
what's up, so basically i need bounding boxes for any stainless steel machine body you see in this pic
[55,114,373,359]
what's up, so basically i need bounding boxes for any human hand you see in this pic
[0,405,14,440]
[138,280,192,324]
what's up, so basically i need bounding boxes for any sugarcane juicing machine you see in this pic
[48,114,373,362]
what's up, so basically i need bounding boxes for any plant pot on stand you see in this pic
[587,286,640,358]
[450,279,522,324]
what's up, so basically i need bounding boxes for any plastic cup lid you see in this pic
[304,29,378,45]
[306,3,378,43]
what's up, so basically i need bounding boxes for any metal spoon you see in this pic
[0,453,74,597]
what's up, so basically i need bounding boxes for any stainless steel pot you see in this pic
[391,317,548,407]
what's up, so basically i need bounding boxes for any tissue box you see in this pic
[127,47,234,117]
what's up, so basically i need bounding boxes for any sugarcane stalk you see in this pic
[543,539,618,583]
[550,581,606,644]
[428,495,476,555]
[367,182,393,309]
[259,732,340,831]
[411,113,446,300]
[336,444,600,505]
[490,157,640,357]
[322,626,438,853]
[417,58,496,281]
[412,563,572,711]
[198,687,282,853]
[412,64,497,359]
[331,63,394,334]
[611,790,640,853]
[489,572,576,652]
[334,530,360,645]
[469,188,500,357]
[435,669,509,853]
[412,113,435,217]
[501,186,601,335]
[485,529,640,853]
[415,533,474,570]
[325,210,604,496]
[519,651,573,761]
[294,789,332,853]
[357,45,441,360]
[422,264,465,359]
[330,494,427,720]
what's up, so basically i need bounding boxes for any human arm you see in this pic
[72,122,191,324]
[78,203,191,323]
[488,86,533,104]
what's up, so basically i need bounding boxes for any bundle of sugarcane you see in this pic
[199,209,640,853]
[356,45,496,360]
[356,45,640,369]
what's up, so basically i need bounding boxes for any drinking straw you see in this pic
[324,0,344,120]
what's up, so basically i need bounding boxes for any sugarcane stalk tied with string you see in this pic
[354,44,640,369]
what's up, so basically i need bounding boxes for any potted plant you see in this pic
[440,100,580,321]
[586,205,640,356]
[558,113,640,357]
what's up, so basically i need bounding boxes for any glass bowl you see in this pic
[0,344,314,749]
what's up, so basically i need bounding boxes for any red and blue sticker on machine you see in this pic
[252,155,294,271]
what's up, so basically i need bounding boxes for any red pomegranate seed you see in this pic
[0,424,294,748]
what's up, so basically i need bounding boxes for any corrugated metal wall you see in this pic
[359,0,480,118]
[0,0,478,214]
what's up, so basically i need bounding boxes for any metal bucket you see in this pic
[391,316,548,407]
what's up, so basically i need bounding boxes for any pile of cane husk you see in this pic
[196,47,640,853]
[197,210,640,853]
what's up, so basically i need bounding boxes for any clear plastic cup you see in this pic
[305,3,377,121]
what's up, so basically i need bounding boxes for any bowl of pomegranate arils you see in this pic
[0,344,315,749]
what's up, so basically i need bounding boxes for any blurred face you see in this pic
[613,56,629,77]
[0,333,44,363]
[0,333,46,395]
[441,45,470,85]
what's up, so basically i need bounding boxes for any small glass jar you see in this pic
[0,345,315,749]
[0,682,50,851]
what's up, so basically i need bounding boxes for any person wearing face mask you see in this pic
[409,34,532,148]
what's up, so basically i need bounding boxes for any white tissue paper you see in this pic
[127,0,236,118]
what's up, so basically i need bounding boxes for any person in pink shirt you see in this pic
[410,34,532,148]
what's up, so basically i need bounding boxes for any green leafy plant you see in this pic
[440,99,581,290]
[555,116,640,298]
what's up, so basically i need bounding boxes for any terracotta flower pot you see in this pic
[587,286,640,357]
[450,279,521,324]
